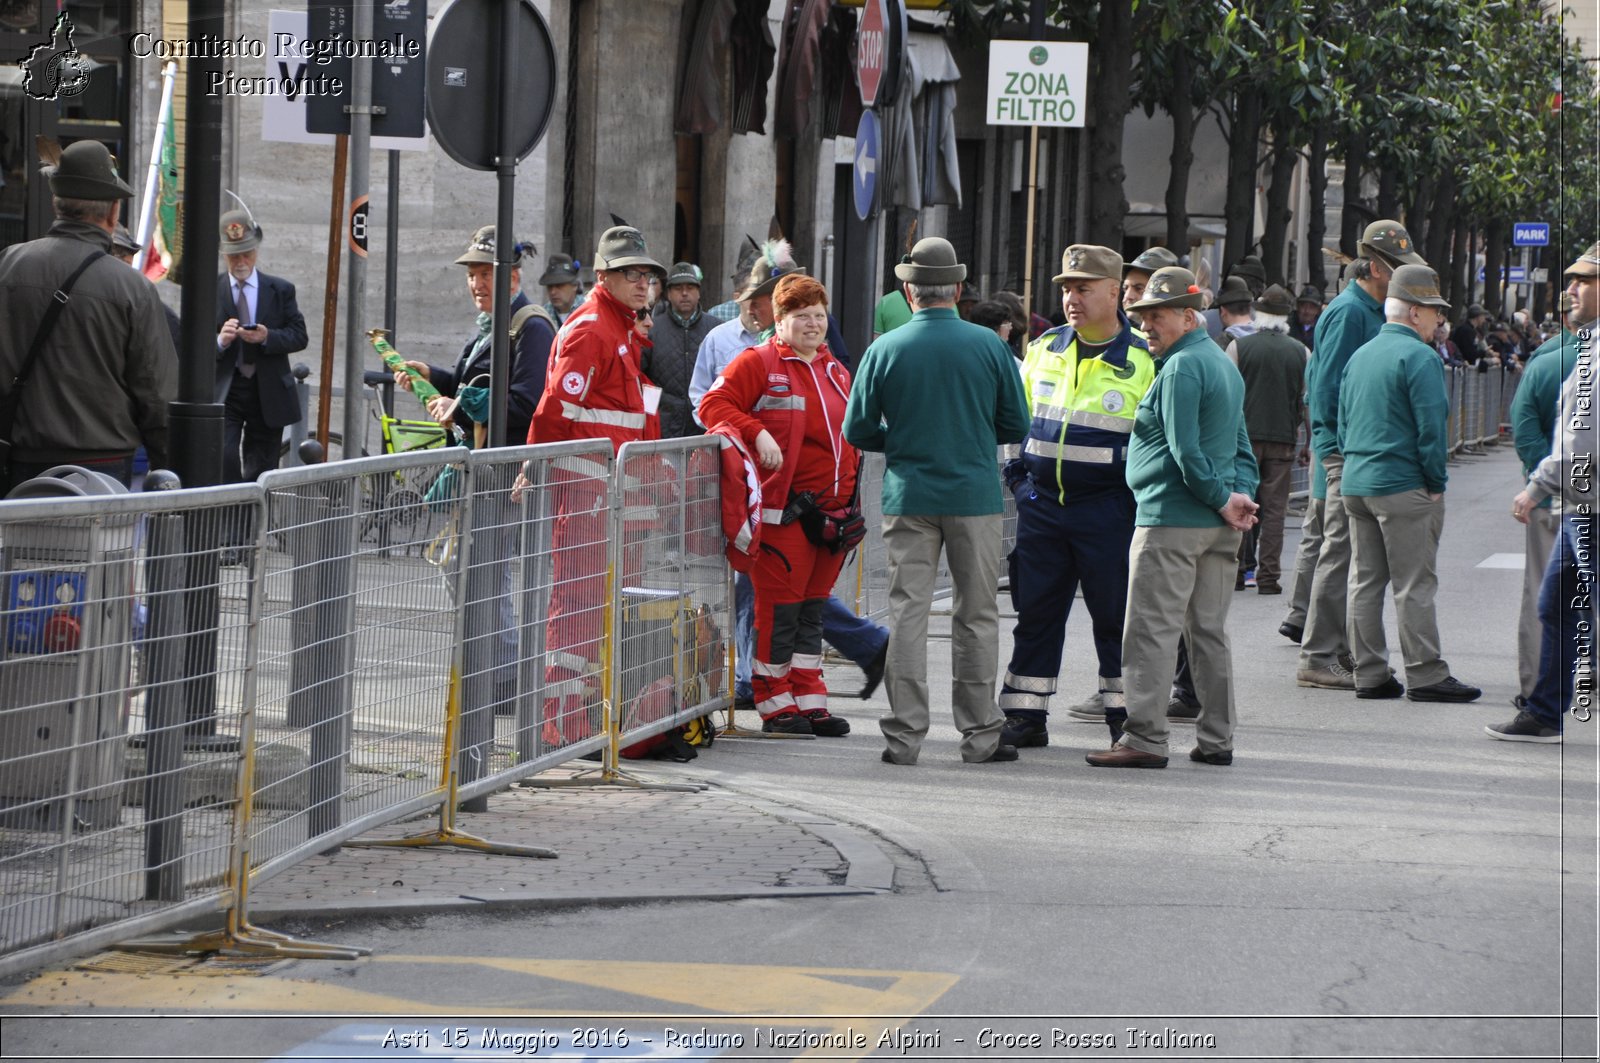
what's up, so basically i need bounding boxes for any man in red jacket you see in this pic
[529,224,666,747]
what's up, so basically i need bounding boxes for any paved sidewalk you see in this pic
[245,765,895,924]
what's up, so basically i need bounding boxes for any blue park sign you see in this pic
[1513,222,1550,247]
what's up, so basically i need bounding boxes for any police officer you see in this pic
[999,245,1157,748]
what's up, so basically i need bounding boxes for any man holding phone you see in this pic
[214,208,307,487]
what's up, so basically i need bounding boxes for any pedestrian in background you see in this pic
[214,207,308,488]
[1296,220,1422,692]
[1086,266,1258,770]
[1228,283,1306,596]
[1497,242,1600,743]
[845,237,1031,765]
[1337,265,1478,703]
[1121,246,1180,328]
[646,261,716,439]
[0,141,175,494]
[538,252,585,325]
[1292,284,1324,351]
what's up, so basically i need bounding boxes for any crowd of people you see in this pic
[2,139,1594,762]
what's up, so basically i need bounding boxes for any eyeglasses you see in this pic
[617,267,656,284]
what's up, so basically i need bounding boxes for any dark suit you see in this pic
[215,269,308,483]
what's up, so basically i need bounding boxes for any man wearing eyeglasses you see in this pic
[527,225,666,748]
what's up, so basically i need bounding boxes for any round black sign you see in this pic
[425,0,557,171]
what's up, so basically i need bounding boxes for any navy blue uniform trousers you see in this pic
[1002,482,1136,717]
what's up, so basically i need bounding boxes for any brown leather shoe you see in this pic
[1085,744,1168,768]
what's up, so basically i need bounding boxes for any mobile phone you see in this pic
[239,322,257,330]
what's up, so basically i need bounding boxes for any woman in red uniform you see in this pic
[698,275,859,736]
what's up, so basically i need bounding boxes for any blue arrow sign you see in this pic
[1477,266,1529,283]
[1513,222,1549,247]
[853,110,879,222]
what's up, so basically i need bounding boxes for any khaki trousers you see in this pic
[879,513,1005,763]
[1284,495,1326,628]
[1118,525,1243,758]
[1345,489,1450,688]
[1300,454,1351,669]
[1519,507,1560,699]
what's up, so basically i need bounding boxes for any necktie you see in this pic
[235,282,255,378]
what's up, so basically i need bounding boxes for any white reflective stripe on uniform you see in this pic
[1069,409,1134,433]
[1099,675,1124,692]
[1024,438,1116,464]
[999,691,1050,711]
[551,455,611,481]
[755,394,806,411]
[753,658,792,677]
[1033,402,1072,424]
[793,693,828,711]
[551,650,591,674]
[546,678,590,699]
[732,524,753,551]
[790,652,823,671]
[1003,671,1056,693]
[1102,690,1127,709]
[761,507,786,524]
[756,691,796,715]
[559,401,646,429]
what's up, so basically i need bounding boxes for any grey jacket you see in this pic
[644,302,716,438]
[1526,319,1599,510]
[0,220,177,467]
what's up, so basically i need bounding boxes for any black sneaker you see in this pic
[1166,695,1200,721]
[1189,746,1233,765]
[1278,620,1304,644]
[804,711,851,737]
[1356,676,1404,700]
[1000,713,1049,747]
[1485,710,1562,743]
[1407,676,1482,703]
[762,712,814,735]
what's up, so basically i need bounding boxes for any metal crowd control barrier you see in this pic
[601,438,731,778]
[0,483,263,978]
[1446,367,1464,454]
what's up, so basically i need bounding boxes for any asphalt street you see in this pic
[0,444,1594,1062]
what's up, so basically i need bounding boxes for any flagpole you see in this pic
[133,60,178,273]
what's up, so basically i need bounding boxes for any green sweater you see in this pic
[1308,280,1384,459]
[1125,327,1258,527]
[844,307,1030,516]
[1510,330,1580,506]
[1337,323,1449,496]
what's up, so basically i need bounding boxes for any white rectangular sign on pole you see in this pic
[263,11,427,150]
[986,41,1088,127]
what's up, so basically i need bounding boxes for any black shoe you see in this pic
[1000,713,1049,747]
[1279,621,1304,644]
[1166,696,1200,721]
[1407,676,1482,703]
[734,693,756,715]
[762,712,814,735]
[1356,676,1405,700]
[965,743,1019,763]
[805,712,851,737]
[881,749,916,765]
[1189,746,1233,765]
[1485,710,1562,743]
[858,644,887,700]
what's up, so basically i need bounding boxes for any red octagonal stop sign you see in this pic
[857,0,888,107]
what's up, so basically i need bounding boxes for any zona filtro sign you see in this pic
[986,40,1088,127]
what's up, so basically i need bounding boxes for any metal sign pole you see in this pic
[489,0,518,449]
[341,0,375,458]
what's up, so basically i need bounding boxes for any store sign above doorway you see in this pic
[986,41,1088,127]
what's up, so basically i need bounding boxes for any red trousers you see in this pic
[750,522,845,720]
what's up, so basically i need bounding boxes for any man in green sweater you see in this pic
[1298,221,1423,691]
[1086,267,1259,770]
[1338,265,1480,703]
[844,238,1032,765]
[1507,291,1581,707]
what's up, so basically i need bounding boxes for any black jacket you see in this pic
[215,269,309,428]
[644,303,717,438]
[427,292,553,446]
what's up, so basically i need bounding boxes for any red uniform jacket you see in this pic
[697,338,857,523]
[529,282,659,450]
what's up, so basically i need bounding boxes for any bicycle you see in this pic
[278,365,456,550]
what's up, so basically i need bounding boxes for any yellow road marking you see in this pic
[2,956,957,1060]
